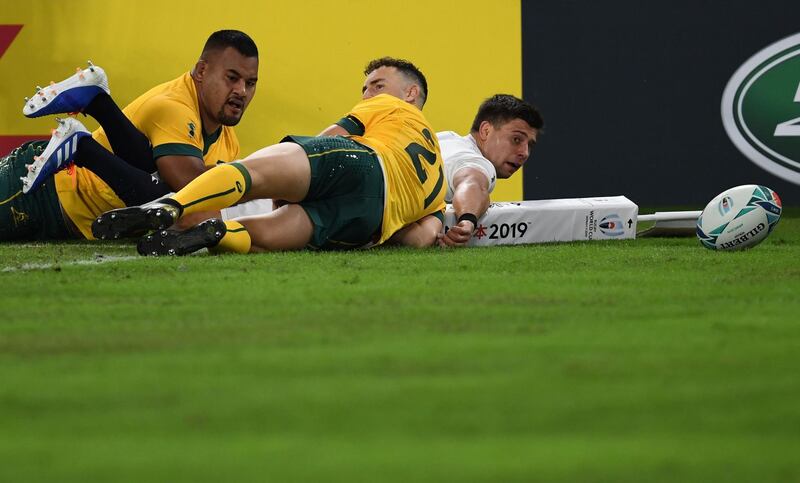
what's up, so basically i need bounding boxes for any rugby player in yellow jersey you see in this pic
[0,30,258,241]
[94,57,447,255]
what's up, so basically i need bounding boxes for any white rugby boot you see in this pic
[21,117,90,194]
[22,61,110,118]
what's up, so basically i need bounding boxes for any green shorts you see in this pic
[0,141,74,241]
[283,135,384,250]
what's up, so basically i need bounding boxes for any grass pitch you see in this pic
[1,212,799,482]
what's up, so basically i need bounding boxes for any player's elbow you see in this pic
[391,222,439,248]
[405,231,437,248]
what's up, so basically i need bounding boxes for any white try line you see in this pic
[12,243,132,249]
[2,255,142,273]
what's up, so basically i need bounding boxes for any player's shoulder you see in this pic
[438,132,482,157]
[355,93,418,113]
[137,73,198,114]
[440,133,495,174]
[436,130,467,145]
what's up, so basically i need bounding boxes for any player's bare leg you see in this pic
[237,143,311,203]
[136,204,313,256]
[234,204,314,252]
[92,142,312,239]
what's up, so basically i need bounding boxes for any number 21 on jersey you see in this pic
[405,128,444,209]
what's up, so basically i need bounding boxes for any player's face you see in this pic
[480,118,539,179]
[198,47,259,128]
[362,66,413,103]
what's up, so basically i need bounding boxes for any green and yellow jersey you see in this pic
[336,94,447,244]
[54,72,240,238]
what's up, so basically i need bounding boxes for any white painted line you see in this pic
[11,243,132,249]
[2,255,141,273]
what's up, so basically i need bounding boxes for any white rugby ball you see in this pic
[696,184,782,251]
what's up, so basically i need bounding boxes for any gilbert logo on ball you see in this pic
[696,185,782,251]
[721,32,800,185]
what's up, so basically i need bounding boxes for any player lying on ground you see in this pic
[0,30,258,241]
[93,57,447,255]
[437,94,543,247]
[187,93,544,248]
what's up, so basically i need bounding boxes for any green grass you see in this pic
[1,213,800,482]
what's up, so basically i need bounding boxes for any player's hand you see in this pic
[438,220,475,248]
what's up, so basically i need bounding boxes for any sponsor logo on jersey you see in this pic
[188,122,196,139]
[722,32,800,185]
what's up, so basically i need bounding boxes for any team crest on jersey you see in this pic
[188,122,196,139]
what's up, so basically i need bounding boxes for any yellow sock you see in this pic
[210,220,252,254]
[172,163,251,215]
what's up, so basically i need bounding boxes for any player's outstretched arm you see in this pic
[439,167,490,247]
[389,214,443,248]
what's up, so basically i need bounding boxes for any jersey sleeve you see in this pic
[335,114,365,136]
[334,95,396,136]
[136,96,204,160]
[444,151,498,194]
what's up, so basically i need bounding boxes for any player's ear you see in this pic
[479,120,493,141]
[405,84,419,103]
[192,59,208,82]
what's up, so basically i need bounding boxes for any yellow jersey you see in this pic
[336,94,446,244]
[55,72,240,238]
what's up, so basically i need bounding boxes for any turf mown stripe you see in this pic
[0,210,798,482]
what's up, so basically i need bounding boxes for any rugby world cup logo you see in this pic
[598,213,625,237]
[722,32,800,185]
[718,196,734,216]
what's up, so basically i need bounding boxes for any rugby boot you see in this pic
[137,218,227,256]
[92,199,182,240]
[21,117,90,194]
[23,61,110,118]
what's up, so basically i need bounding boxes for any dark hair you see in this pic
[470,94,544,132]
[364,57,428,106]
[201,30,258,58]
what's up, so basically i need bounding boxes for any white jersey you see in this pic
[436,131,497,203]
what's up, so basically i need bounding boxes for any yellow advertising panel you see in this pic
[1,0,522,199]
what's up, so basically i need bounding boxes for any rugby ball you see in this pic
[696,185,782,251]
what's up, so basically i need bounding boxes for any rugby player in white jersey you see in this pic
[437,94,543,247]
